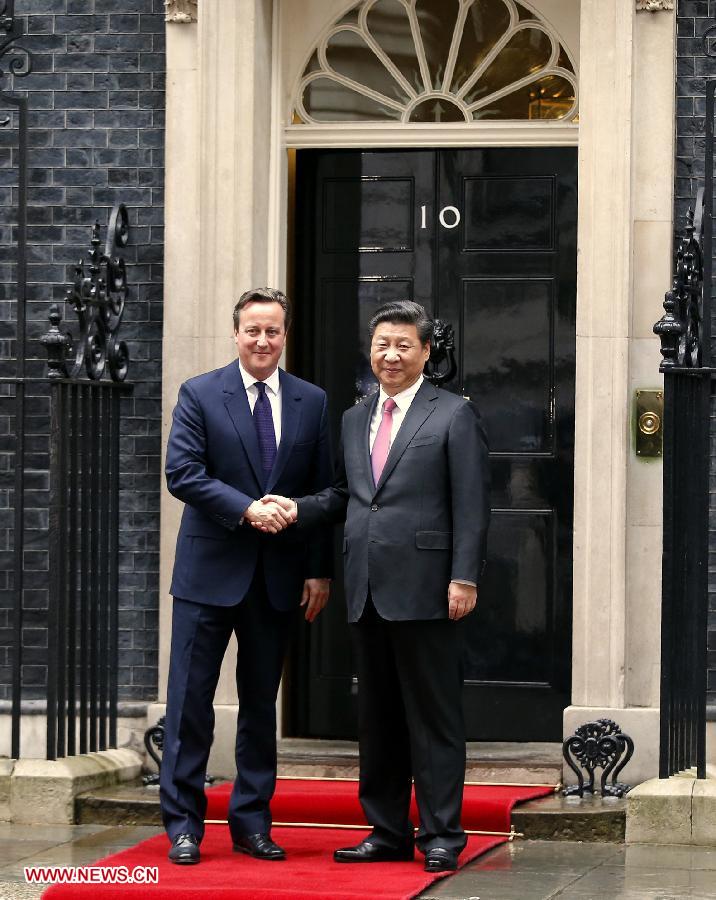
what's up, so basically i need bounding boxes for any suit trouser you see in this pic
[352,597,467,854]
[160,568,295,842]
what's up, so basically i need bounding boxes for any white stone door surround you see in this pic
[156,0,679,782]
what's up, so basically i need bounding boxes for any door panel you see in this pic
[461,278,554,454]
[462,176,556,250]
[464,510,554,683]
[323,178,416,252]
[291,147,576,741]
[438,148,576,739]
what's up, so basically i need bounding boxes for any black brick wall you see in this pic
[0,0,164,706]
[676,0,716,712]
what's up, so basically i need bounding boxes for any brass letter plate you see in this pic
[635,389,663,458]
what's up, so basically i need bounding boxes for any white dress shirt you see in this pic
[239,361,282,446]
[369,374,424,452]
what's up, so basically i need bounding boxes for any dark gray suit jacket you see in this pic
[297,380,490,622]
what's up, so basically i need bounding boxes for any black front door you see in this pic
[291,147,577,742]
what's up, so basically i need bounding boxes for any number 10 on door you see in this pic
[420,205,461,229]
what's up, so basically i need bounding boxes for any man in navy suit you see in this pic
[160,287,332,865]
[260,301,490,874]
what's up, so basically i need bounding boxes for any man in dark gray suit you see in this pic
[258,301,490,873]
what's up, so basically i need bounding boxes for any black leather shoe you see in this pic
[424,847,458,872]
[233,833,286,860]
[168,833,200,865]
[334,839,414,863]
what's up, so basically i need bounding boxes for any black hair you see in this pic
[368,300,433,345]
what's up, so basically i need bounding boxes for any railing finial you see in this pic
[44,204,131,382]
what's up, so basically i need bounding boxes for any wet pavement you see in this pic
[420,840,716,899]
[0,824,162,899]
[0,823,715,899]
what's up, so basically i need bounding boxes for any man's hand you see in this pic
[264,494,297,518]
[244,499,294,534]
[448,581,477,620]
[301,578,330,622]
[248,494,298,533]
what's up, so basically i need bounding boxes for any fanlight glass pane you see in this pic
[304,50,321,76]
[415,0,461,90]
[516,1,537,21]
[302,77,402,121]
[472,73,575,120]
[451,0,511,94]
[367,0,423,93]
[464,27,553,105]
[326,28,410,104]
[408,97,467,122]
[295,0,577,124]
[337,8,360,27]
[557,48,575,74]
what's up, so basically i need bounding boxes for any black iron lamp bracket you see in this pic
[142,716,166,787]
[142,716,214,787]
[562,718,634,799]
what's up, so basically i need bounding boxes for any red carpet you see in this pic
[42,780,553,900]
[204,778,552,834]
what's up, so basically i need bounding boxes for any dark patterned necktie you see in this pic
[252,381,277,481]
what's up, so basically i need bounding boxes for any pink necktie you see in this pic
[371,398,397,485]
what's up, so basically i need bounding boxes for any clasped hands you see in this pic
[244,495,297,534]
[244,496,327,621]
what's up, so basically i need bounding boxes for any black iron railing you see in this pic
[653,78,716,780]
[5,205,132,760]
[44,378,124,756]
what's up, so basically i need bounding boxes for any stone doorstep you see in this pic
[75,780,626,842]
[0,749,143,825]
[512,793,626,842]
[626,767,716,846]
[273,738,564,785]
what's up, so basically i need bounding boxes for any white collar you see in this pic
[238,360,281,396]
[377,374,424,412]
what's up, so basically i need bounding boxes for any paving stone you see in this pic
[418,840,716,900]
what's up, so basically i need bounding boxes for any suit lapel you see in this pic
[374,380,438,494]
[359,391,379,487]
[265,370,302,493]
[222,361,264,489]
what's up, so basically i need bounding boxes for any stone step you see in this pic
[75,781,625,842]
[276,739,564,785]
[512,794,626,842]
[75,738,624,841]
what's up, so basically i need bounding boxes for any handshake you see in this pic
[245,495,298,534]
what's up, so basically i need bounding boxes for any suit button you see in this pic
[371,504,379,511]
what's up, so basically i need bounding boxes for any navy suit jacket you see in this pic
[297,381,490,622]
[166,361,332,608]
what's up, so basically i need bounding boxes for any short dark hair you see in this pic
[368,300,433,345]
[233,287,291,331]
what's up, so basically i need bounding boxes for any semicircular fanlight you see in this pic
[293,0,577,125]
